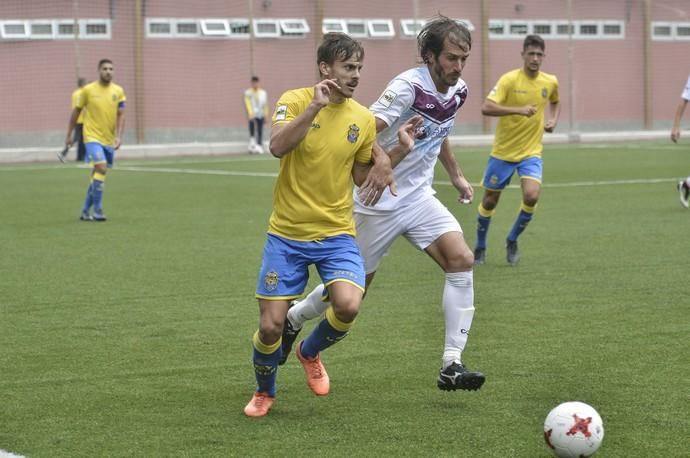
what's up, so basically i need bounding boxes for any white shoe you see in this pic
[248,138,257,154]
[255,144,265,154]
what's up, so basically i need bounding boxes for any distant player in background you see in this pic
[72,77,88,162]
[280,16,486,393]
[59,77,87,163]
[671,73,690,208]
[65,59,126,222]
[244,33,420,417]
[474,34,560,266]
[244,76,269,154]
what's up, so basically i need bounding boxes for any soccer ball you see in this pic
[543,401,604,457]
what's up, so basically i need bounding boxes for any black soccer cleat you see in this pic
[437,363,486,391]
[473,247,486,265]
[506,239,520,266]
[278,309,302,366]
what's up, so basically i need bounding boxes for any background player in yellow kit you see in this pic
[474,35,560,266]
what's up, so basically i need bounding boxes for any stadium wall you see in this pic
[1,0,689,153]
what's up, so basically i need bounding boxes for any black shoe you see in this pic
[437,362,485,391]
[473,247,486,265]
[278,309,302,366]
[506,240,520,266]
[678,180,689,209]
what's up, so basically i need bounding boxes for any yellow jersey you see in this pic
[487,69,559,161]
[268,87,375,241]
[77,81,126,145]
[71,87,85,124]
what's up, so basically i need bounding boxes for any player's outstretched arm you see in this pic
[481,99,536,117]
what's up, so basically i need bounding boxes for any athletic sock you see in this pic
[507,202,535,242]
[300,307,352,358]
[442,271,475,369]
[92,172,106,213]
[287,284,328,329]
[251,330,281,396]
[81,180,94,214]
[476,203,495,249]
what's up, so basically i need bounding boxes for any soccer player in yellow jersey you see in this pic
[474,35,560,266]
[244,33,419,417]
[65,59,126,222]
[59,78,87,163]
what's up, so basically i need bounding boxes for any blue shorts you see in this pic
[85,142,115,168]
[255,233,365,300]
[481,156,542,191]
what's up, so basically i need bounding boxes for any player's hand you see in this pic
[671,128,680,143]
[114,137,122,150]
[544,119,557,133]
[312,79,340,109]
[358,145,395,205]
[521,105,538,117]
[455,176,474,204]
[397,115,423,153]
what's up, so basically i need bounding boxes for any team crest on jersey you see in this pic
[275,105,288,121]
[378,90,397,108]
[264,271,279,291]
[112,93,117,101]
[541,88,548,98]
[347,124,360,143]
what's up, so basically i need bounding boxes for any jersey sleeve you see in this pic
[549,76,560,103]
[487,73,511,104]
[369,77,415,128]
[118,87,127,109]
[272,90,303,126]
[75,87,87,109]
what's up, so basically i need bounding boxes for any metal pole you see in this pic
[643,0,653,129]
[72,0,81,79]
[249,0,255,77]
[134,0,145,143]
[480,0,491,134]
[315,0,324,80]
[567,0,579,141]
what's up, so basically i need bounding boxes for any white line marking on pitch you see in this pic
[0,450,26,458]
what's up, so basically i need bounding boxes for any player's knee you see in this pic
[523,195,539,207]
[330,297,361,323]
[258,321,282,345]
[446,248,474,271]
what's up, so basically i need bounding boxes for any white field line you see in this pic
[0,450,26,458]
[0,163,679,188]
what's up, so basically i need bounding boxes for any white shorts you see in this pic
[354,196,462,274]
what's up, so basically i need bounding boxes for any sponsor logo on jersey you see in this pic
[347,124,360,143]
[379,90,397,108]
[311,122,320,129]
[274,105,288,121]
[264,271,279,291]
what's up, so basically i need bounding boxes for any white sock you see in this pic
[286,284,328,329]
[442,271,475,369]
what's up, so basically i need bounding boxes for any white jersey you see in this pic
[354,66,468,213]
[682,74,690,101]
[244,88,268,119]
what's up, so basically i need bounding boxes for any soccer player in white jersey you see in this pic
[244,76,269,154]
[671,73,690,208]
[279,16,485,392]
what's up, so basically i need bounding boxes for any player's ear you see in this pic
[318,61,330,78]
